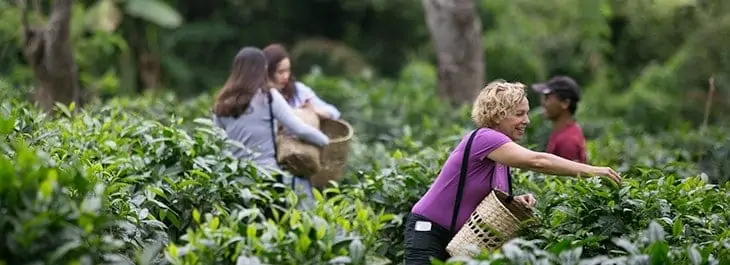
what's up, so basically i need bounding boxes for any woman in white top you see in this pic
[263,43,343,207]
[263,44,341,118]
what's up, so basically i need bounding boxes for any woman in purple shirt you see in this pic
[404,80,622,264]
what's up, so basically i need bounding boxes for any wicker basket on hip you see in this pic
[309,118,354,188]
[446,189,537,257]
[276,108,322,177]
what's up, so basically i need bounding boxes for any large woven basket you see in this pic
[276,108,322,177]
[309,119,353,188]
[446,189,536,257]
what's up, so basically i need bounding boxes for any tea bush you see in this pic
[343,142,730,264]
[1,100,396,265]
[1,70,730,265]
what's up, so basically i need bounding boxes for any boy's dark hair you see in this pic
[532,76,581,115]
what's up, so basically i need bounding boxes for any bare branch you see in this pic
[19,0,29,39]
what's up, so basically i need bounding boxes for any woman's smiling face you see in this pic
[494,97,531,141]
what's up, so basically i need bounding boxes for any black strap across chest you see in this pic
[268,91,278,158]
[449,128,514,236]
[269,91,297,189]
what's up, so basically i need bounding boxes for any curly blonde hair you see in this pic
[471,79,527,128]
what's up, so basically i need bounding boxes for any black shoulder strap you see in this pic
[449,128,481,235]
[449,128,514,235]
[269,90,296,189]
[268,91,278,159]
[506,167,514,203]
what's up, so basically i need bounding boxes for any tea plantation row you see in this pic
[2,71,730,265]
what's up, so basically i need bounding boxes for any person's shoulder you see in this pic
[569,121,584,131]
[294,81,315,94]
[566,122,586,139]
[264,87,278,94]
[294,81,310,89]
[554,126,585,146]
[462,128,511,147]
[256,88,286,108]
[265,87,285,99]
[461,128,512,158]
[476,128,511,141]
[294,82,317,101]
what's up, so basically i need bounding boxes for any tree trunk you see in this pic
[139,51,162,90]
[21,0,82,111]
[422,0,485,105]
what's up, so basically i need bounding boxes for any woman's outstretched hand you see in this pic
[589,166,622,185]
[514,193,537,208]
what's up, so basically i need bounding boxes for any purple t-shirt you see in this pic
[411,128,512,231]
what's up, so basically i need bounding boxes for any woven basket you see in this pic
[446,189,536,257]
[276,108,322,177]
[309,119,354,187]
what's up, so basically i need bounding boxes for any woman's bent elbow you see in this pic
[525,152,551,170]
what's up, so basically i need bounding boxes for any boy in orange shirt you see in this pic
[532,76,588,163]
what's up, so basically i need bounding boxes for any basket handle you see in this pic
[449,129,514,236]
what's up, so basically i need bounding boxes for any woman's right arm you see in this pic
[487,142,621,183]
[270,89,329,147]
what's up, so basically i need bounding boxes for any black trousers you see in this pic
[403,213,452,265]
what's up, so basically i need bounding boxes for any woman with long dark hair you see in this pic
[262,43,341,119]
[212,46,329,209]
[262,43,342,203]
